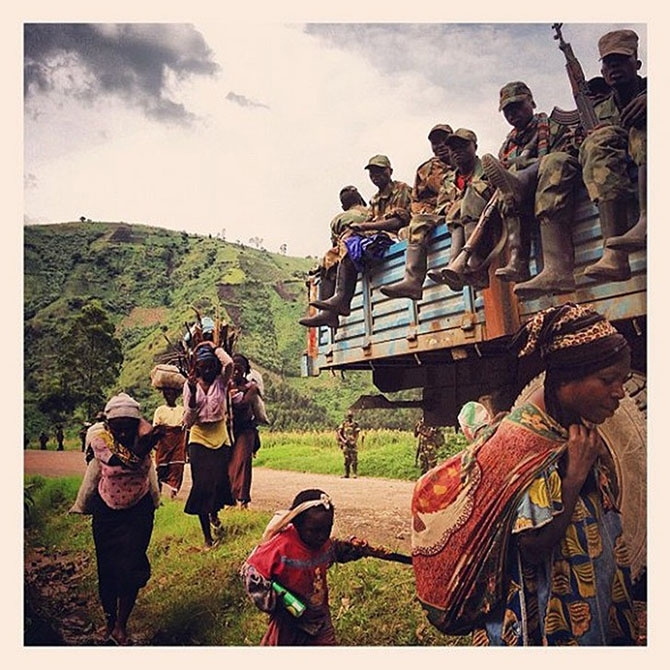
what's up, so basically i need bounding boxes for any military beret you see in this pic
[365,154,392,170]
[428,124,453,140]
[498,81,534,111]
[598,29,639,59]
[445,128,477,145]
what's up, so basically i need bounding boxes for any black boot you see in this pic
[299,274,339,328]
[310,255,358,316]
[481,154,539,210]
[428,225,466,290]
[584,199,631,281]
[514,217,576,300]
[380,242,428,300]
[606,165,647,252]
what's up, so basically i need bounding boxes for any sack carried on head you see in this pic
[150,364,186,390]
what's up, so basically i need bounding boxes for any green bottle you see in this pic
[271,581,306,617]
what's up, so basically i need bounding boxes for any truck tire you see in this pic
[513,371,647,584]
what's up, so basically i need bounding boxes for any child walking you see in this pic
[241,488,378,645]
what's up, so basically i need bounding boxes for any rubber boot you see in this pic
[514,218,576,300]
[299,274,339,328]
[584,199,631,281]
[494,213,531,282]
[460,221,490,290]
[310,255,358,316]
[606,165,647,252]
[428,225,465,290]
[481,154,539,210]
[380,242,428,300]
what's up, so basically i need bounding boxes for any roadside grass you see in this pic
[24,474,469,646]
[255,429,467,480]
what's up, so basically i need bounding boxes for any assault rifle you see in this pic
[552,22,599,132]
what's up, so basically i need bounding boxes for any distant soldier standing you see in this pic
[336,410,361,479]
[414,417,444,475]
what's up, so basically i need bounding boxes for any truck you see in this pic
[300,189,647,586]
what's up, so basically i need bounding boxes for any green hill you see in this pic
[24,221,418,438]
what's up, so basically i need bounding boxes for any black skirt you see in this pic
[91,491,155,595]
[184,442,235,515]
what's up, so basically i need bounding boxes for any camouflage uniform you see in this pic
[436,155,494,232]
[324,203,370,272]
[414,419,444,475]
[579,79,646,204]
[405,155,452,244]
[367,179,412,229]
[337,415,360,478]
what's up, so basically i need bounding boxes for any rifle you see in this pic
[552,22,599,132]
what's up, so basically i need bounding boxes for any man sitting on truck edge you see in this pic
[427,128,496,291]
[380,123,453,301]
[479,81,582,299]
[582,28,647,268]
[309,154,411,319]
[299,186,370,329]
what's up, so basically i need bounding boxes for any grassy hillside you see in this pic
[24,221,407,436]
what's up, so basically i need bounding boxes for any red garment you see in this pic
[245,524,337,645]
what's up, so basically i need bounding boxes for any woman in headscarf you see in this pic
[227,353,261,509]
[88,392,159,645]
[412,303,639,645]
[182,341,235,548]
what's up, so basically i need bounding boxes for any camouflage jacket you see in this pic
[329,204,370,246]
[337,419,360,448]
[368,180,412,228]
[435,156,494,222]
[411,157,453,215]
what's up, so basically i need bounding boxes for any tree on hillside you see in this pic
[58,301,124,420]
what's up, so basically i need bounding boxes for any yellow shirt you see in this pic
[188,418,229,449]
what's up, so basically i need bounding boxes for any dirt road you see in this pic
[24,450,415,553]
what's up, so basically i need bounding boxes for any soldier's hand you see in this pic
[620,93,646,129]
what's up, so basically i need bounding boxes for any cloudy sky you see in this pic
[20,9,649,258]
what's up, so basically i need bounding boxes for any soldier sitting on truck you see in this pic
[380,123,453,301]
[482,29,646,295]
[582,29,646,267]
[310,154,411,319]
[427,128,496,291]
[299,186,370,329]
[478,81,583,299]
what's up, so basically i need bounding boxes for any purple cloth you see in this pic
[344,233,394,272]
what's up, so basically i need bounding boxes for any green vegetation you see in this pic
[25,475,469,646]
[24,221,434,441]
[256,429,467,479]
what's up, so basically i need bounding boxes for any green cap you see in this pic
[598,29,638,59]
[498,81,534,111]
[428,123,453,140]
[365,154,392,170]
[445,128,477,145]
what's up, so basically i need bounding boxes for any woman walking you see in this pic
[228,354,261,508]
[88,392,159,645]
[183,342,235,548]
[412,303,640,645]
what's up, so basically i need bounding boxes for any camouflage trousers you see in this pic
[417,442,438,474]
[579,124,645,203]
[404,213,444,245]
[534,152,582,225]
[343,446,358,475]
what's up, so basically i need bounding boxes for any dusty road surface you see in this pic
[24,449,416,553]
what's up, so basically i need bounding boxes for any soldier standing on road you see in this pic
[39,431,49,450]
[414,417,444,475]
[336,410,361,479]
[55,424,65,451]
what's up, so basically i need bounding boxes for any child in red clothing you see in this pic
[240,488,369,645]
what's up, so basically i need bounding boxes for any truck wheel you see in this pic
[513,371,647,585]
